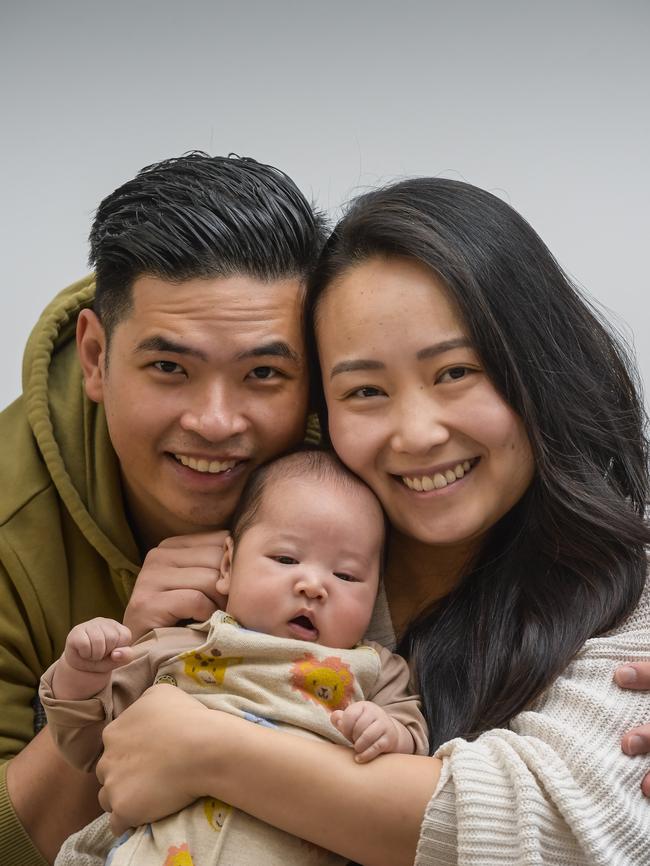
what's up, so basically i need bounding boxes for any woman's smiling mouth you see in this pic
[400,459,478,491]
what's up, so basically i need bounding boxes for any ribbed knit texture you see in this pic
[415,583,650,865]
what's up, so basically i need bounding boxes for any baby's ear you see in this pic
[216,535,235,595]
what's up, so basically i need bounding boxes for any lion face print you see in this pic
[179,651,241,687]
[290,654,356,711]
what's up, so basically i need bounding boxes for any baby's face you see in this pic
[219,475,383,648]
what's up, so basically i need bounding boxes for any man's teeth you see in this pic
[402,461,472,491]
[175,455,238,474]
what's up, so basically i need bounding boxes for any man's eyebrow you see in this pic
[330,338,472,379]
[235,341,300,364]
[134,336,208,361]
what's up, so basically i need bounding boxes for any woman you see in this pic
[95,178,650,865]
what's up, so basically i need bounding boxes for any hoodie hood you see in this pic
[22,275,140,579]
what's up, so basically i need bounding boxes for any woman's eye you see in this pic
[273,555,297,565]
[153,360,185,375]
[334,572,355,582]
[248,366,280,381]
[348,386,384,399]
[439,366,471,383]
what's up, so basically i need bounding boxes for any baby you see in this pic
[41,449,427,866]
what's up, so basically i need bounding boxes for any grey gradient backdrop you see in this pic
[1,0,649,410]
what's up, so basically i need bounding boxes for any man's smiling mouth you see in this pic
[173,454,239,474]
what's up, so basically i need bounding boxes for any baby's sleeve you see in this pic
[366,641,429,755]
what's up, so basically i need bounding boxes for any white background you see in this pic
[1,0,649,410]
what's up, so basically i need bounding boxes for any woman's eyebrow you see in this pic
[330,337,472,379]
[416,337,472,360]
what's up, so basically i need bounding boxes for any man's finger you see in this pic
[614,662,650,690]
[157,531,229,549]
[621,724,650,756]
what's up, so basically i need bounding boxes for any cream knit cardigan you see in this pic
[369,582,650,865]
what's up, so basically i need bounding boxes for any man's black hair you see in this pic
[89,152,328,339]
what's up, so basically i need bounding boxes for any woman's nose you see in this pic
[389,390,450,456]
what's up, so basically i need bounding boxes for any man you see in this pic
[0,152,326,865]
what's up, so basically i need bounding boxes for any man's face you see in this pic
[79,273,309,547]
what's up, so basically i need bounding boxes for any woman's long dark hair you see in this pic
[305,178,650,751]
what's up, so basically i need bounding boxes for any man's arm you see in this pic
[5,728,102,865]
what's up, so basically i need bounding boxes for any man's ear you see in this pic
[76,309,108,404]
[216,535,235,596]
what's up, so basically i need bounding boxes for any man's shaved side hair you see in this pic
[230,448,386,548]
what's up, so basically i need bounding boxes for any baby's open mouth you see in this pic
[288,615,319,641]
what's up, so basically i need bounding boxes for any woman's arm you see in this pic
[96,684,440,866]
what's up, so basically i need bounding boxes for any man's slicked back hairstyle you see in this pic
[89,152,328,339]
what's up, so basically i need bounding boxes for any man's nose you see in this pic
[179,382,249,440]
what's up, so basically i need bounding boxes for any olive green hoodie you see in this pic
[0,276,141,865]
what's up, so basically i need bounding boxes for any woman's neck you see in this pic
[383,530,476,639]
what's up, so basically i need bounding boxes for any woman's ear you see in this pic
[76,309,108,404]
[216,535,235,596]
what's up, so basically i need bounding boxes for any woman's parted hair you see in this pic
[305,177,650,750]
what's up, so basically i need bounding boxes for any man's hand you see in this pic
[124,531,229,640]
[615,661,650,796]
[331,701,406,763]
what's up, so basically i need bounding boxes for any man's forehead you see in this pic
[117,272,305,339]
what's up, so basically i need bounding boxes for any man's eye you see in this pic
[248,366,279,380]
[273,555,297,565]
[334,572,355,582]
[153,360,184,375]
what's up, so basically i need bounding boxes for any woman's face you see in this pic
[316,256,535,554]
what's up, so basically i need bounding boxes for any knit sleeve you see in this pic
[414,588,650,866]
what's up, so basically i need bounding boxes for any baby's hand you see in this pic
[331,701,401,763]
[64,618,134,674]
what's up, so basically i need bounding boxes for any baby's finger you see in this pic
[110,646,136,667]
[354,735,391,764]
[352,718,386,755]
[332,704,365,741]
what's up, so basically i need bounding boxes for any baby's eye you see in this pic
[334,572,356,582]
[272,555,298,565]
[153,360,185,375]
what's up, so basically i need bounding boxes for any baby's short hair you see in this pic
[230,448,386,551]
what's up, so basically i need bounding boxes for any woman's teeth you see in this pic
[174,455,237,474]
[402,460,472,491]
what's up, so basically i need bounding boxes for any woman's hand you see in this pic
[124,531,229,640]
[96,684,213,834]
[615,661,650,796]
